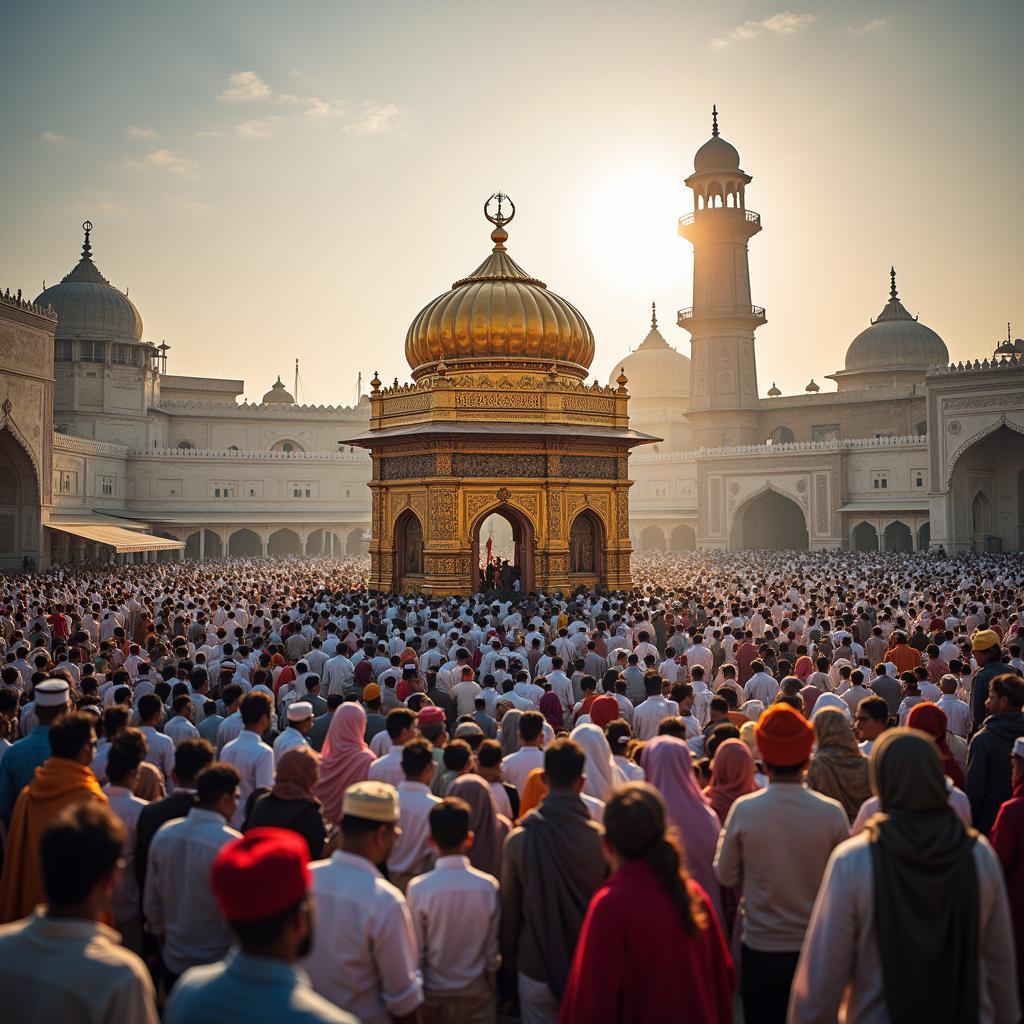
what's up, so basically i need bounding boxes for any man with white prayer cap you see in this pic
[273,702,314,763]
[0,679,70,827]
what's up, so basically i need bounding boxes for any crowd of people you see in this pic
[0,548,1022,1023]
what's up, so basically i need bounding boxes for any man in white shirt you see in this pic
[368,708,418,788]
[103,728,149,952]
[273,702,313,763]
[631,675,679,741]
[501,711,547,795]
[220,692,275,829]
[144,763,241,990]
[164,696,201,747]
[744,660,779,705]
[303,781,423,1024]
[388,739,441,892]
[936,675,972,737]
[407,797,501,1023]
[323,650,355,696]
[545,658,575,715]
[137,694,175,781]
[451,667,483,718]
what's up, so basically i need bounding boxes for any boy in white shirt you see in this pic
[406,797,500,1024]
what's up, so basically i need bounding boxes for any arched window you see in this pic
[569,514,596,573]
[176,441,194,450]
[768,426,795,444]
[271,439,304,453]
[226,445,239,451]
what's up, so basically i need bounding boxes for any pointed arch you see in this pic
[731,484,808,550]
[945,415,1024,485]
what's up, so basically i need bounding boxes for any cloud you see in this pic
[219,70,271,102]
[848,18,887,35]
[234,118,278,138]
[343,102,405,136]
[143,148,199,178]
[192,129,223,138]
[289,69,314,82]
[40,130,64,143]
[276,93,306,106]
[303,97,343,120]
[83,189,122,215]
[711,10,815,48]
[125,125,159,140]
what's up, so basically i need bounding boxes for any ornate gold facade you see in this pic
[352,196,655,596]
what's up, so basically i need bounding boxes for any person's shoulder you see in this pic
[802,786,851,819]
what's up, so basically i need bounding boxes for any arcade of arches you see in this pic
[180,524,369,560]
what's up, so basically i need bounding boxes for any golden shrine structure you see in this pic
[352,195,656,596]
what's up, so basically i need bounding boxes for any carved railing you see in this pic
[678,304,766,321]
[677,208,760,230]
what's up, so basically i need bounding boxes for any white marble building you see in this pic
[2,115,1022,570]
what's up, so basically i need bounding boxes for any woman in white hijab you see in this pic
[570,722,625,801]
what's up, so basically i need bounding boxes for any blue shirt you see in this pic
[0,725,51,825]
[165,951,356,1024]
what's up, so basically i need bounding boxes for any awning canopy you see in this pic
[47,522,184,554]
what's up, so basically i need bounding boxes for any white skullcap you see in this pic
[35,679,70,706]
[287,701,313,722]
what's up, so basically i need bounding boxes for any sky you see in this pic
[2,0,1022,405]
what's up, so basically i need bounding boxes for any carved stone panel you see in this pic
[428,488,458,539]
[452,453,547,478]
[560,455,619,480]
[380,454,436,480]
[548,491,563,539]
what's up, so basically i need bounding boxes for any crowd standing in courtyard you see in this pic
[0,548,1021,1023]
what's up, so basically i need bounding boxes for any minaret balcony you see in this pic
[677,207,761,241]
[677,304,767,329]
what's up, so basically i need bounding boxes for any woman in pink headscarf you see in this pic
[794,655,814,684]
[315,702,377,825]
[642,735,724,929]
[703,738,759,826]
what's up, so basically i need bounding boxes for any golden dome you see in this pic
[405,196,595,380]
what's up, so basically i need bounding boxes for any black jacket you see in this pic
[135,791,196,889]
[966,712,1024,835]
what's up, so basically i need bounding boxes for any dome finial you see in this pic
[651,301,657,329]
[889,266,898,301]
[485,193,515,252]
[81,220,93,261]
[711,104,719,138]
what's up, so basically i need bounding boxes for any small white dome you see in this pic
[609,306,690,401]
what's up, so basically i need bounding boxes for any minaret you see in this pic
[677,106,766,446]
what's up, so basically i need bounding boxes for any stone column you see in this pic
[198,529,206,560]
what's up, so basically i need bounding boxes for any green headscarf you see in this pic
[865,728,979,1024]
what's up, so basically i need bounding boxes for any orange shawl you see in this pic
[0,759,106,922]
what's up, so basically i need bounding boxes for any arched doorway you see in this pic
[883,520,913,552]
[918,522,931,550]
[639,525,666,551]
[393,510,425,593]
[568,509,605,587]
[305,529,325,555]
[949,424,1024,552]
[346,527,368,555]
[471,505,534,595]
[852,521,878,552]
[735,489,808,550]
[0,426,41,570]
[228,528,261,556]
[670,524,696,551]
[268,528,302,556]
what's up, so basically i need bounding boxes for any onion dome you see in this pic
[608,302,690,400]
[995,324,1024,357]
[844,268,948,373]
[35,222,143,342]
[261,377,295,404]
[767,382,781,397]
[404,195,595,380]
[693,104,741,174]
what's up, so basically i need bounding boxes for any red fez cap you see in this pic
[211,827,310,922]
[418,705,445,726]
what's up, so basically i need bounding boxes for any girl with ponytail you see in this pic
[559,783,735,1023]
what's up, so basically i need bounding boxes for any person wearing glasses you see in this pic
[0,709,107,922]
